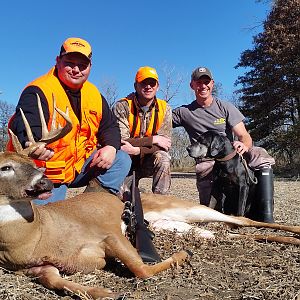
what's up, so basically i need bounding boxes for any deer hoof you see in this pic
[171,250,189,265]
[88,287,120,299]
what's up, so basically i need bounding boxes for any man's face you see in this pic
[56,53,91,90]
[190,76,214,101]
[135,78,159,103]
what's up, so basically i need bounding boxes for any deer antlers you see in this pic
[9,93,72,156]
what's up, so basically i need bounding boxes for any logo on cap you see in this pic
[60,37,92,60]
[198,67,207,72]
[70,41,86,48]
[191,66,213,81]
[135,66,159,83]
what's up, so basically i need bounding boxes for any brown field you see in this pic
[0,176,299,300]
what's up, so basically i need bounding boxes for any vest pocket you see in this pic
[44,160,66,181]
[84,109,101,130]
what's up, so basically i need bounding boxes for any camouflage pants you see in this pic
[121,150,171,195]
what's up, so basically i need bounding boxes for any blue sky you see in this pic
[1,0,271,108]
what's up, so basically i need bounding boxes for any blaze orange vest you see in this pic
[7,67,102,183]
[123,97,167,138]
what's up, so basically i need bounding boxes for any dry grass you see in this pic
[0,177,299,300]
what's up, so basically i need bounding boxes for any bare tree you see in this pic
[100,79,119,108]
[170,128,194,171]
[159,63,184,103]
[0,95,15,151]
[212,82,224,98]
[157,64,193,170]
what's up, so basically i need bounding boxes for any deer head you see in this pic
[2,93,73,200]
[0,152,54,200]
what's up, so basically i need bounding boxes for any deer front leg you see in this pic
[25,265,119,300]
[139,250,188,278]
[105,234,188,279]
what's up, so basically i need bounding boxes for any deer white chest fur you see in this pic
[0,204,26,223]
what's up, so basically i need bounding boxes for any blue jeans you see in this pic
[33,150,131,205]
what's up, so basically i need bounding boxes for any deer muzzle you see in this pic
[25,176,54,200]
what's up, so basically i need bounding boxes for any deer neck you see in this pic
[0,197,35,224]
[0,198,43,268]
[0,198,41,248]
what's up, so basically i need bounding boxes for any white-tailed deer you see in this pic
[2,94,188,299]
[2,94,299,299]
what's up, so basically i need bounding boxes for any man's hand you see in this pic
[90,145,117,169]
[26,142,54,161]
[121,140,140,155]
[232,141,249,155]
[152,135,171,151]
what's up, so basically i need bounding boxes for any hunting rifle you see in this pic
[122,171,161,263]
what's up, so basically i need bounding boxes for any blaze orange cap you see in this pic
[60,37,92,60]
[135,66,159,83]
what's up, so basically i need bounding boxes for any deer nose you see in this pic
[37,177,54,191]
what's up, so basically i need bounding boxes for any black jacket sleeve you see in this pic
[9,86,49,147]
[96,96,121,150]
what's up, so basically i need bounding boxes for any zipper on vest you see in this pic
[140,110,147,137]
[74,124,81,162]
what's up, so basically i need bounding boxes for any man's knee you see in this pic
[151,151,171,194]
[114,150,132,172]
[246,146,275,170]
[195,160,214,178]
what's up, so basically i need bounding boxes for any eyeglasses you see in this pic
[61,57,90,72]
[139,78,158,87]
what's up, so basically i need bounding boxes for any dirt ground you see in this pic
[0,176,299,300]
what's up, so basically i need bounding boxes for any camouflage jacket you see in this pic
[113,92,172,158]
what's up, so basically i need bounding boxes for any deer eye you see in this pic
[1,166,12,171]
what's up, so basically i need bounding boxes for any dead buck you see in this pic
[1,94,188,299]
[1,94,299,299]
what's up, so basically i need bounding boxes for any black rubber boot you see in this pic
[253,168,274,223]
